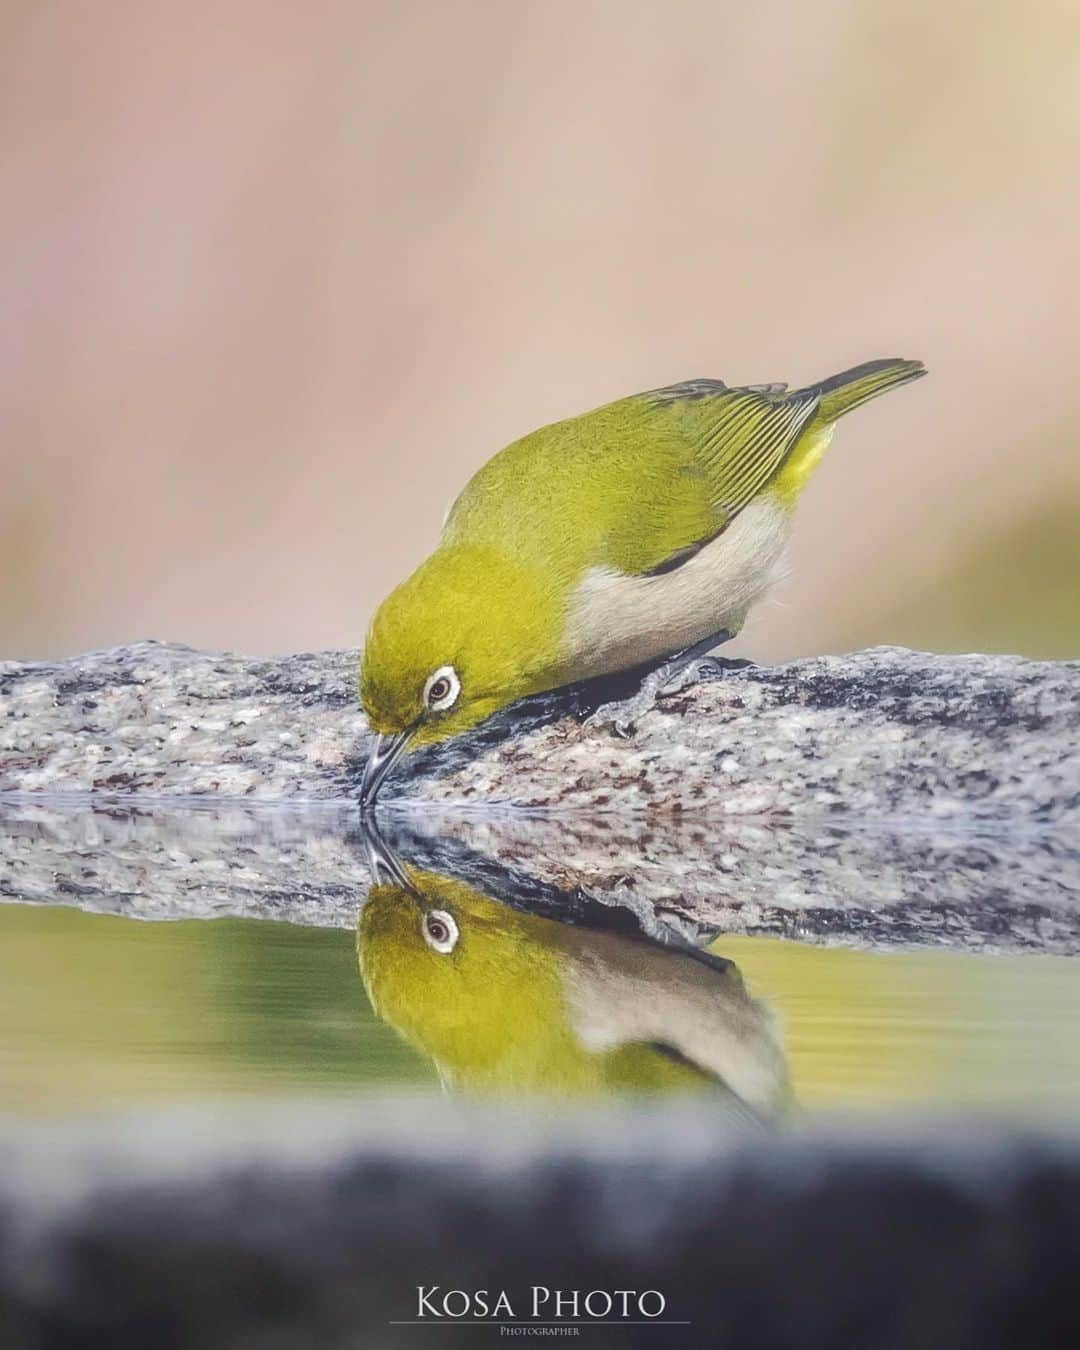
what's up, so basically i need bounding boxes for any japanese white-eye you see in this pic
[356,862,790,1113]
[359,358,925,800]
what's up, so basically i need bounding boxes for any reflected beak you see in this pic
[359,727,414,807]
[360,815,414,890]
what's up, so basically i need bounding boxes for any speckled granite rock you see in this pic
[2,799,1077,954]
[0,642,367,799]
[0,1103,1077,1350]
[399,645,1080,823]
[1,642,1078,821]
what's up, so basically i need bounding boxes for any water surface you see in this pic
[3,837,1077,1117]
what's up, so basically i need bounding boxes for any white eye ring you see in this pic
[423,665,460,712]
[422,909,459,954]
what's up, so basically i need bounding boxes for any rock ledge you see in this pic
[1,642,1077,821]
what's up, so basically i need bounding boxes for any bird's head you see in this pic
[356,865,572,1092]
[358,544,560,801]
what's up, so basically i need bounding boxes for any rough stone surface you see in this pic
[0,1103,1077,1350]
[1,642,1078,822]
[2,799,1077,954]
[0,642,367,800]
[400,645,1080,823]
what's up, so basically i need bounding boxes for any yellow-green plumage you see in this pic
[357,868,789,1110]
[360,358,924,749]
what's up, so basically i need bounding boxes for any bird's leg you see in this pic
[585,628,751,739]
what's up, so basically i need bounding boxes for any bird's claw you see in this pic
[584,655,738,739]
[582,701,640,739]
[660,656,723,696]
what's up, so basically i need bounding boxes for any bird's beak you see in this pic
[359,726,415,807]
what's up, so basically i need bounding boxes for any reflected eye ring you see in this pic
[424,665,460,712]
[422,909,459,954]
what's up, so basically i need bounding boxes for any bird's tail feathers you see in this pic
[803,358,926,423]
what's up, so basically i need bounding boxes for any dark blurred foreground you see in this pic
[0,1103,1077,1349]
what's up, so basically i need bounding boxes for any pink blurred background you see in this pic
[2,0,1078,664]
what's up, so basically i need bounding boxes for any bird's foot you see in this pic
[585,643,754,740]
[584,666,685,740]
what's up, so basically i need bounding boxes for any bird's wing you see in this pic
[643,378,821,525]
[441,378,821,582]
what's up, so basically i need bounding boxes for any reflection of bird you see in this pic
[359,359,925,800]
[356,866,790,1116]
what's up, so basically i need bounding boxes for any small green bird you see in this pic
[359,358,925,800]
[357,861,790,1113]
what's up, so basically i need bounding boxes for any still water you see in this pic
[2,810,1078,1118]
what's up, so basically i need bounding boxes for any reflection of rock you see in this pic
[390,811,1080,955]
[357,867,789,1115]
[2,642,1079,822]
[0,797,369,928]
[0,1104,1078,1349]
[2,799,1077,955]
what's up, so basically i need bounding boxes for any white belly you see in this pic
[560,497,792,677]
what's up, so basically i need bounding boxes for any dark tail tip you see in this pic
[809,358,926,421]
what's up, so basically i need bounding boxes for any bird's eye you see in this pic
[423,665,460,712]
[422,909,459,954]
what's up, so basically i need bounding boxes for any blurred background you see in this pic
[2,0,1078,664]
